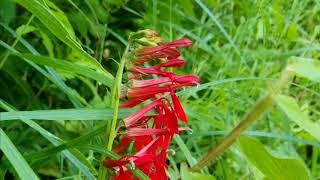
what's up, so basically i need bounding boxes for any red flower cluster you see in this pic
[104,31,199,180]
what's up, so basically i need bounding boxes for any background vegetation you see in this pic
[1,0,320,179]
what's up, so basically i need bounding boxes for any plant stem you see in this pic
[97,45,129,180]
[311,146,318,177]
[191,71,293,171]
[0,15,34,69]
[107,47,128,150]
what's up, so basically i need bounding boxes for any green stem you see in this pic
[191,71,293,171]
[0,15,34,69]
[97,45,129,180]
[311,146,318,177]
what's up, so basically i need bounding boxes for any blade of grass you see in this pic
[106,27,128,46]
[194,0,241,57]
[13,53,113,87]
[0,108,133,121]
[0,129,39,180]
[173,135,197,166]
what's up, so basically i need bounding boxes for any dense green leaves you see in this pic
[240,136,310,180]
[15,0,111,75]
[2,0,320,179]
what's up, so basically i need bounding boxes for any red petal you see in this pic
[137,45,168,56]
[120,96,150,108]
[135,137,159,157]
[174,75,200,85]
[124,99,162,127]
[132,77,171,88]
[104,158,129,168]
[128,86,173,99]
[161,48,180,59]
[166,38,192,48]
[133,57,153,64]
[134,135,153,151]
[126,128,169,137]
[113,136,132,154]
[130,66,175,78]
[155,59,185,68]
[170,92,187,123]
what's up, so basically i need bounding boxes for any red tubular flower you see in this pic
[104,30,199,180]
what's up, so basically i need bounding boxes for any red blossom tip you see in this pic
[166,38,192,48]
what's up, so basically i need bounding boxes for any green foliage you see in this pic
[1,0,320,179]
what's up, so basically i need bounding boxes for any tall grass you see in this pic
[1,0,320,179]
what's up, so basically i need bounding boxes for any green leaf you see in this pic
[14,53,114,87]
[0,129,39,180]
[240,136,310,180]
[15,0,110,74]
[0,108,133,121]
[287,56,320,82]
[180,163,216,180]
[276,95,320,141]
[43,0,75,38]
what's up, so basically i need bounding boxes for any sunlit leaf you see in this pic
[276,95,320,141]
[287,56,320,82]
[240,136,310,180]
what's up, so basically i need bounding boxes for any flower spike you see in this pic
[104,30,199,180]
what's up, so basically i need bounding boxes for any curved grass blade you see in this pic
[194,0,241,57]
[0,129,39,180]
[14,53,113,87]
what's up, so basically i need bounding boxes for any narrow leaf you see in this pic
[0,108,133,121]
[14,53,113,87]
[0,129,39,180]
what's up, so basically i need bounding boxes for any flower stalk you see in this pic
[103,30,199,180]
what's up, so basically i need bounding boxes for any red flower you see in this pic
[104,31,199,180]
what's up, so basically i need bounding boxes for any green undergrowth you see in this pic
[1,0,320,179]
